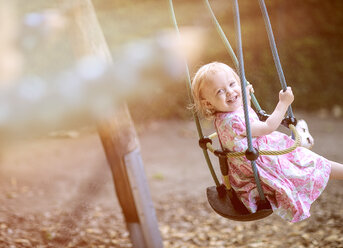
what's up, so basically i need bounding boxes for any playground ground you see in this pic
[0,112,343,248]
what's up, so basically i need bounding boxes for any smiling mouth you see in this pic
[227,95,238,103]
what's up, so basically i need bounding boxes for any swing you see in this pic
[168,0,300,221]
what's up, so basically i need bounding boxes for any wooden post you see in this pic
[65,1,163,247]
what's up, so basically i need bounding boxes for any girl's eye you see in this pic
[217,89,225,95]
[230,82,236,87]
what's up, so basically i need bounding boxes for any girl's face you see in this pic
[201,70,242,113]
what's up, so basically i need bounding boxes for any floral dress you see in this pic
[215,106,331,222]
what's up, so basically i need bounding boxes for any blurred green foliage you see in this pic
[121,0,343,120]
[19,0,343,121]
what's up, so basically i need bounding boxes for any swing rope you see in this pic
[258,0,294,119]
[205,124,301,157]
[168,0,300,204]
[203,0,300,152]
[232,0,266,202]
[203,0,262,112]
[168,0,221,187]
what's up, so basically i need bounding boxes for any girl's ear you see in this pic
[201,99,212,108]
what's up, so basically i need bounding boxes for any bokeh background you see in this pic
[1,1,343,247]
[12,0,343,124]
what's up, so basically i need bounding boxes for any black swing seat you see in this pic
[206,186,273,221]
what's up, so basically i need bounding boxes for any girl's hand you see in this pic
[279,87,294,106]
[246,84,254,102]
[250,87,294,137]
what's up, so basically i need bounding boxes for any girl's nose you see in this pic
[226,88,234,95]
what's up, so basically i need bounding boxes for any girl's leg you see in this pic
[329,160,343,180]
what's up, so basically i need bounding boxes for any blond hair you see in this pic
[191,62,241,118]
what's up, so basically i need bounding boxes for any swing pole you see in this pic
[66,1,163,247]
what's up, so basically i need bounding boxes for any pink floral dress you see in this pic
[215,106,331,222]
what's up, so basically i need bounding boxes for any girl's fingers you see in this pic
[246,84,254,93]
[280,87,292,94]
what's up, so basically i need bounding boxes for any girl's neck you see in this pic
[215,105,243,115]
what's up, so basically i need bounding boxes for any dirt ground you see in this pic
[0,112,343,248]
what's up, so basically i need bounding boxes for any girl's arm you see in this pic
[248,87,294,137]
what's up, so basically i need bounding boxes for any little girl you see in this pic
[191,61,343,222]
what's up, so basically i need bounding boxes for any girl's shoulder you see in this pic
[215,110,245,128]
[215,112,237,123]
[215,106,259,130]
[215,107,245,121]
